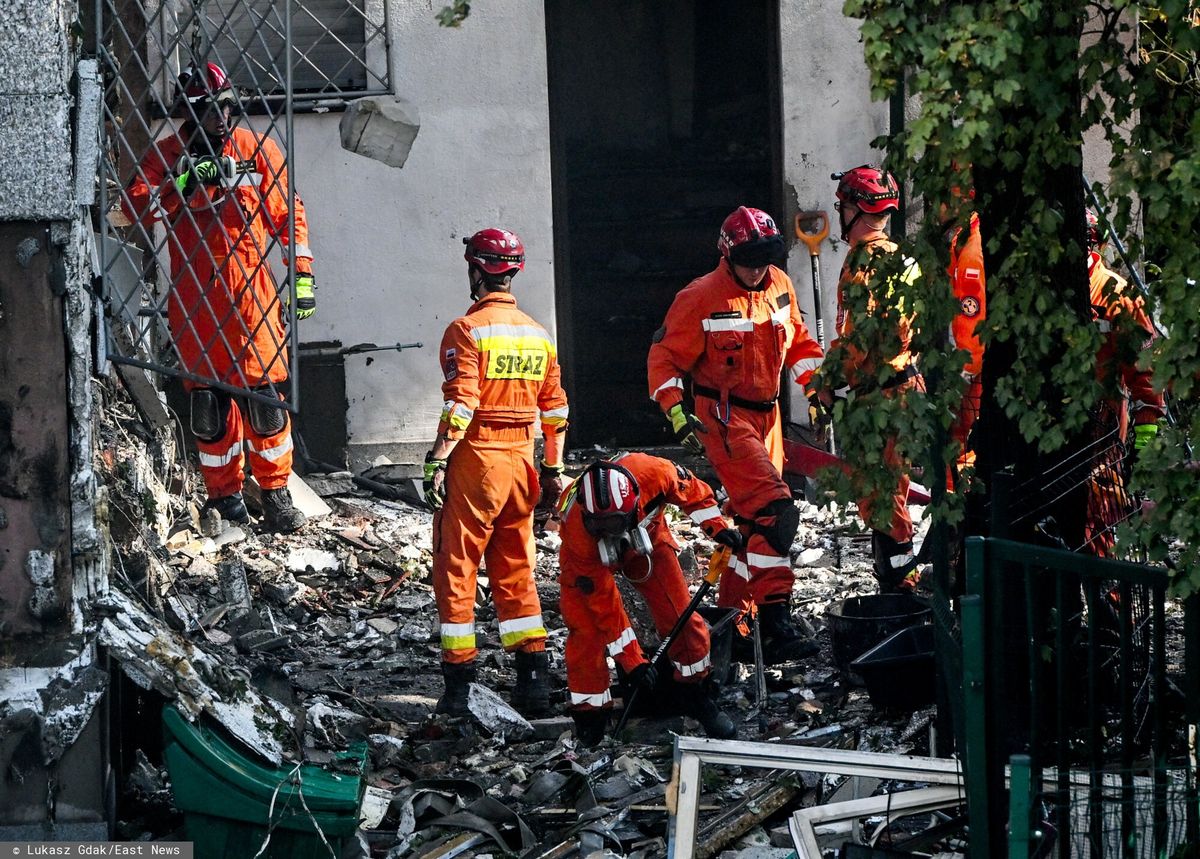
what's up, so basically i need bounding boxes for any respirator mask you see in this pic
[596,523,653,567]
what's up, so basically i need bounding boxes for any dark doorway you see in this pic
[546,0,782,448]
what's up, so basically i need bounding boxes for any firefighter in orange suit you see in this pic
[947,211,987,473]
[422,228,569,717]
[647,206,824,663]
[121,63,313,532]
[827,165,924,592]
[558,454,741,745]
[1084,209,1164,555]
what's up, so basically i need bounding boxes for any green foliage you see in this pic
[839,0,1199,589]
[436,1,471,28]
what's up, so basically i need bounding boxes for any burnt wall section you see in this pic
[0,225,74,639]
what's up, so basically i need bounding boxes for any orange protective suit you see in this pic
[432,292,569,664]
[948,214,987,469]
[558,453,728,709]
[647,261,824,608]
[1083,253,1164,555]
[122,126,312,497]
[833,232,922,573]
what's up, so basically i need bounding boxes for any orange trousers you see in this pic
[559,532,711,710]
[689,397,795,609]
[192,388,293,499]
[947,378,981,489]
[432,425,547,664]
[855,377,924,545]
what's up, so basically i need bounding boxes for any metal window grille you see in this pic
[206,0,391,106]
[95,0,380,416]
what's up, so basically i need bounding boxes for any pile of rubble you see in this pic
[93,385,944,858]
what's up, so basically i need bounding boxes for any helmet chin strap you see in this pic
[724,257,768,291]
[838,206,864,241]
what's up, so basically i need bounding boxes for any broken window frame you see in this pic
[665,737,967,859]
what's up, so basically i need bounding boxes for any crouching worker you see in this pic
[559,453,741,746]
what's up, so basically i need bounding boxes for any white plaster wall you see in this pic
[290,0,555,458]
[779,0,889,418]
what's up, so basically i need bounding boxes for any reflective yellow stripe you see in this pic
[498,614,546,648]
[441,622,475,652]
[540,405,569,425]
[471,323,557,356]
[440,401,474,430]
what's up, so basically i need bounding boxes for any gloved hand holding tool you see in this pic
[611,544,732,737]
[174,154,223,197]
[666,403,707,456]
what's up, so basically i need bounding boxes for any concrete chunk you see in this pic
[466,683,532,741]
[339,95,421,168]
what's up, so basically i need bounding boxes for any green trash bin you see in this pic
[162,706,366,859]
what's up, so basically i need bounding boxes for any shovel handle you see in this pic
[704,544,733,585]
[795,211,829,257]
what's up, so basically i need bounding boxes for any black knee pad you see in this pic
[246,389,288,436]
[752,498,800,556]
[190,387,231,442]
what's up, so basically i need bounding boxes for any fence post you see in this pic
[962,590,993,858]
[1008,754,1032,859]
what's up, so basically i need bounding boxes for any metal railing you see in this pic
[95,0,387,410]
[960,537,1199,858]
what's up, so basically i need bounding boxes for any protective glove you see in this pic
[294,274,317,320]
[626,662,658,694]
[713,527,744,551]
[537,462,565,512]
[1133,422,1159,452]
[423,453,448,510]
[174,155,223,197]
[666,403,707,456]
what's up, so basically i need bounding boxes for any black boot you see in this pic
[511,650,551,717]
[435,661,476,716]
[681,682,737,739]
[872,532,917,594]
[203,492,249,524]
[571,708,610,747]
[261,487,307,533]
[758,601,820,663]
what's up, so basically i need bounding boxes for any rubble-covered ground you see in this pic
[94,381,968,859]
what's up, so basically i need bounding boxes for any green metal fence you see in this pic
[961,536,1199,858]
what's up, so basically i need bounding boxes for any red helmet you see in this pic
[1086,209,1103,249]
[463,228,525,275]
[578,461,639,536]
[178,62,234,107]
[832,165,900,214]
[717,206,784,266]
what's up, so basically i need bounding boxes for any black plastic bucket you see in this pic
[697,605,740,687]
[850,623,936,711]
[827,593,931,677]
